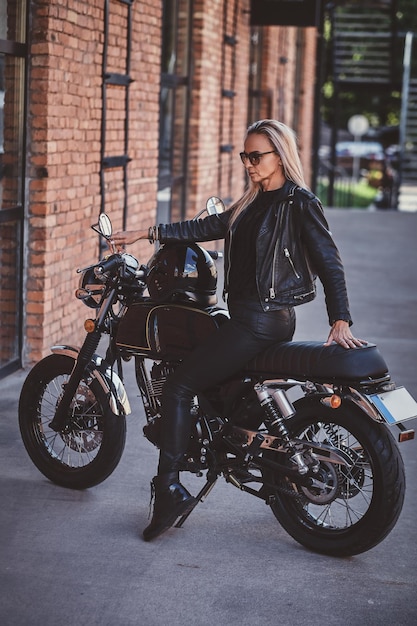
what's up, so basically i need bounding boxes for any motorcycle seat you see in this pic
[243,341,389,383]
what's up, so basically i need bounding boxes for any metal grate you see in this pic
[332,1,396,85]
[398,32,417,210]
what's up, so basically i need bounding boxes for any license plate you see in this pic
[367,387,417,425]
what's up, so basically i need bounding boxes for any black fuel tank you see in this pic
[115,302,229,360]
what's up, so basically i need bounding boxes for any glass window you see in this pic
[0,0,26,43]
[157,0,191,223]
[0,54,25,209]
[0,0,26,376]
[161,0,190,77]
[248,28,264,124]
[0,219,21,368]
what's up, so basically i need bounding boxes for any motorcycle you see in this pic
[18,198,417,557]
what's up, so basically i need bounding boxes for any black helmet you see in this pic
[147,243,217,307]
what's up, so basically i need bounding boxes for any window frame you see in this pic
[0,0,28,377]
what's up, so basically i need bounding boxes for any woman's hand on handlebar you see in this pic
[112,229,148,247]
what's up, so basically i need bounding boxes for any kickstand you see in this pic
[175,477,217,528]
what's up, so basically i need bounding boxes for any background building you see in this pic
[0,0,318,377]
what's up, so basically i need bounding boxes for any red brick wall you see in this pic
[25,0,161,363]
[184,13,317,218]
[249,25,316,186]
[297,28,317,185]
[23,0,317,366]
[187,0,251,214]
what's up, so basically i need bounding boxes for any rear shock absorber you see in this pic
[254,383,309,475]
[254,383,294,436]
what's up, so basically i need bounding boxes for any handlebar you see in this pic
[95,254,124,278]
[207,250,223,260]
[94,254,146,285]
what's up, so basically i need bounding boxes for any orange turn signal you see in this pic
[398,429,415,443]
[84,319,96,333]
[320,394,342,409]
[330,394,342,408]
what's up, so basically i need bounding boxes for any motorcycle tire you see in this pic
[263,395,405,557]
[18,353,127,489]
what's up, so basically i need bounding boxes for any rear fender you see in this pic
[294,390,382,424]
[51,345,131,416]
[345,388,385,423]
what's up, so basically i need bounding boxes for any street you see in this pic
[0,208,416,626]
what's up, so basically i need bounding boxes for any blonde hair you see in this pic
[229,120,307,226]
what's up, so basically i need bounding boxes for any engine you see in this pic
[136,359,213,473]
[136,361,175,447]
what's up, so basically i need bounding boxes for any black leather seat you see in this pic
[244,341,388,382]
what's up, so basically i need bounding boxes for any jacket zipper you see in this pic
[294,288,315,301]
[269,202,287,299]
[284,247,301,279]
[269,241,279,298]
[224,228,233,299]
[270,246,301,299]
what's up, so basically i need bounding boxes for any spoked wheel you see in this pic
[263,396,405,556]
[19,354,126,489]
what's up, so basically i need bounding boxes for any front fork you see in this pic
[48,330,102,432]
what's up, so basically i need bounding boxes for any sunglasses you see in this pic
[239,150,277,166]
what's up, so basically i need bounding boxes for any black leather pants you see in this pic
[158,300,296,475]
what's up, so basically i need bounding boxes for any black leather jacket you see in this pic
[158,181,352,326]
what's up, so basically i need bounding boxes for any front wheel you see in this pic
[19,354,127,489]
[263,396,405,556]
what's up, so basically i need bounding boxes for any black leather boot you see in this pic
[142,472,197,542]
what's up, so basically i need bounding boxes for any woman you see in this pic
[112,119,366,542]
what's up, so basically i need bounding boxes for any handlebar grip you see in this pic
[95,254,124,277]
[207,250,223,260]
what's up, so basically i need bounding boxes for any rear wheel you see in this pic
[19,354,126,489]
[263,396,405,556]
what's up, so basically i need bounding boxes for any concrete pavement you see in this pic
[1,208,416,626]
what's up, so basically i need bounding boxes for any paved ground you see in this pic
[1,208,416,626]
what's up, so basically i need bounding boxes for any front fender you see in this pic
[51,345,131,416]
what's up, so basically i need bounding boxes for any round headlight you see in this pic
[76,268,105,308]
[122,253,140,279]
